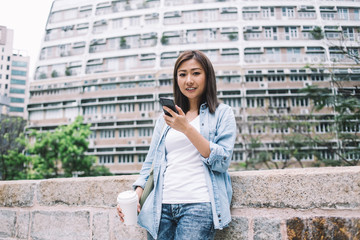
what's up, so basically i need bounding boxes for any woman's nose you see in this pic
[186,75,193,84]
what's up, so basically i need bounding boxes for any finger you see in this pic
[137,203,141,212]
[163,106,177,117]
[175,105,185,116]
[117,205,125,219]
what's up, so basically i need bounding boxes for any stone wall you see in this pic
[0,166,359,240]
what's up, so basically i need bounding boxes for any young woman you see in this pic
[117,50,236,240]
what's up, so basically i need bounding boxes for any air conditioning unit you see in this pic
[303,81,312,87]
[128,140,135,145]
[260,82,268,88]
[141,112,149,118]
[142,140,148,144]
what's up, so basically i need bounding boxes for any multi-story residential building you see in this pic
[0,26,30,119]
[28,0,360,174]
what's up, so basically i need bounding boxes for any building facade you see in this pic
[28,0,360,174]
[0,26,30,118]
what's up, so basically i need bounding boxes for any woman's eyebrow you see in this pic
[178,68,202,72]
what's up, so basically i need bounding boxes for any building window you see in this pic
[249,124,266,134]
[231,151,243,162]
[12,61,27,67]
[138,128,153,137]
[271,127,289,134]
[89,131,96,139]
[119,103,134,112]
[99,155,114,164]
[223,98,241,108]
[268,75,285,82]
[119,154,134,164]
[119,129,134,138]
[11,70,27,76]
[138,154,146,163]
[9,107,24,112]
[315,123,331,133]
[10,97,24,103]
[291,97,309,107]
[290,75,307,81]
[100,130,115,139]
[11,78,26,85]
[247,98,264,108]
[139,102,153,112]
[282,7,295,18]
[101,104,116,114]
[10,88,25,94]
[272,151,290,161]
[84,106,97,115]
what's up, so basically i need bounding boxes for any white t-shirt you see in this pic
[162,116,210,203]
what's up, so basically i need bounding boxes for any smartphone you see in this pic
[159,97,178,117]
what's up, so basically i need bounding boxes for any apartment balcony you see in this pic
[244,54,327,64]
[244,32,317,41]
[326,32,360,42]
[320,12,360,21]
[45,24,89,42]
[164,0,230,6]
[95,0,160,16]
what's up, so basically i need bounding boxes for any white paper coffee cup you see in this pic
[117,190,138,225]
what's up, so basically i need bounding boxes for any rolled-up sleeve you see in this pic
[201,106,236,173]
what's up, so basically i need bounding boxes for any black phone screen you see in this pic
[159,97,178,116]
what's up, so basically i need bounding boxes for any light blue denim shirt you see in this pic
[133,103,236,239]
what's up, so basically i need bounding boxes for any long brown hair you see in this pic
[173,50,219,113]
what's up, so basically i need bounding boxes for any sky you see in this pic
[0,0,55,79]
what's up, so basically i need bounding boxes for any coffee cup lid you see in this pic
[117,190,137,202]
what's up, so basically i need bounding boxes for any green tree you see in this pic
[28,129,61,179]
[57,116,94,177]
[161,36,169,45]
[0,115,27,180]
[28,116,96,178]
[310,26,324,40]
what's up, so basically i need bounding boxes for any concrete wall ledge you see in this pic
[0,166,359,240]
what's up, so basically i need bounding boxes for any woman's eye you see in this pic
[193,72,200,76]
[179,73,186,77]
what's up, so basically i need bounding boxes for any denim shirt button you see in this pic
[218,214,221,218]
[223,157,226,160]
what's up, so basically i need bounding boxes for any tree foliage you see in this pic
[0,115,27,180]
[28,116,96,178]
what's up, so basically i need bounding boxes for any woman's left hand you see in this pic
[163,105,190,134]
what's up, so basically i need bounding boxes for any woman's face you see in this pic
[176,59,206,105]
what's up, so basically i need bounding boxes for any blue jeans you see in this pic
[147,202,215,240]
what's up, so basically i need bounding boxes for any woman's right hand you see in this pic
[117,187,143,222]
[117,205,125,223]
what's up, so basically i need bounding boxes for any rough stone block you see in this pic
[287,217,360,240]
[215,216,249,240]
[0,210,16,238]
[16,210,30,239]
[92,211,109,240]
[31,211,90,240]
[231,167,360,209]
[111,210,147,240]
[253,217,281,240]
[37,175,138,207]
[0,180,36,207]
